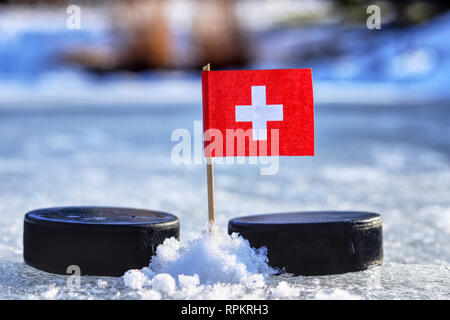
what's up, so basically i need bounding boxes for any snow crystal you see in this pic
[42,286,59,300]
[314,289,361,300]
[123,269,149,290]
[270,281,300,299]
[151,273,176,294]
[123,228,278,299]
[143,229,276,285]
[97,279,108,288]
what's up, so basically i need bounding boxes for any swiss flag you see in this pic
[202,69,314,157]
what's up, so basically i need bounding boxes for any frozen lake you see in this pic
[0,100,449,299]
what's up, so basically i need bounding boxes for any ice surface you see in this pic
[0,100,449,300]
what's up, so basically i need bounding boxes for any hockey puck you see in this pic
[24,207,179,277]
[228,211,383,276]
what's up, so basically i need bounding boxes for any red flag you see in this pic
[202,69,314,157]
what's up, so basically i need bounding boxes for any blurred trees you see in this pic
[2,0,448,72]
[63,0,249,72]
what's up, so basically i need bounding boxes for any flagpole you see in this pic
[203,63,216,231]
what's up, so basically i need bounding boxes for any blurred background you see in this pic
[0,0,449,299]
[1,0,449,104]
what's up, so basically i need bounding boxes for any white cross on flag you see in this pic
[235,85,284,141]
[202,69,314,157]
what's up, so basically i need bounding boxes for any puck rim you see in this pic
[229,211,382,227]
[24,206,179,230]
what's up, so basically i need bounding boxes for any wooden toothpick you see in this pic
[203,63,216,230]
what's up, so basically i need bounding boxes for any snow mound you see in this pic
[123,227,288,299]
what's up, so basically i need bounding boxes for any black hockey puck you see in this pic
[228,211,383,276]
[24,207,179,277]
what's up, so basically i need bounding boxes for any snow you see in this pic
[42,286,59,300]
[150,273,177,295]
[270,281,300,299]
[122,228,276,299]
[143,229,275,285]
[314,288,361,300]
